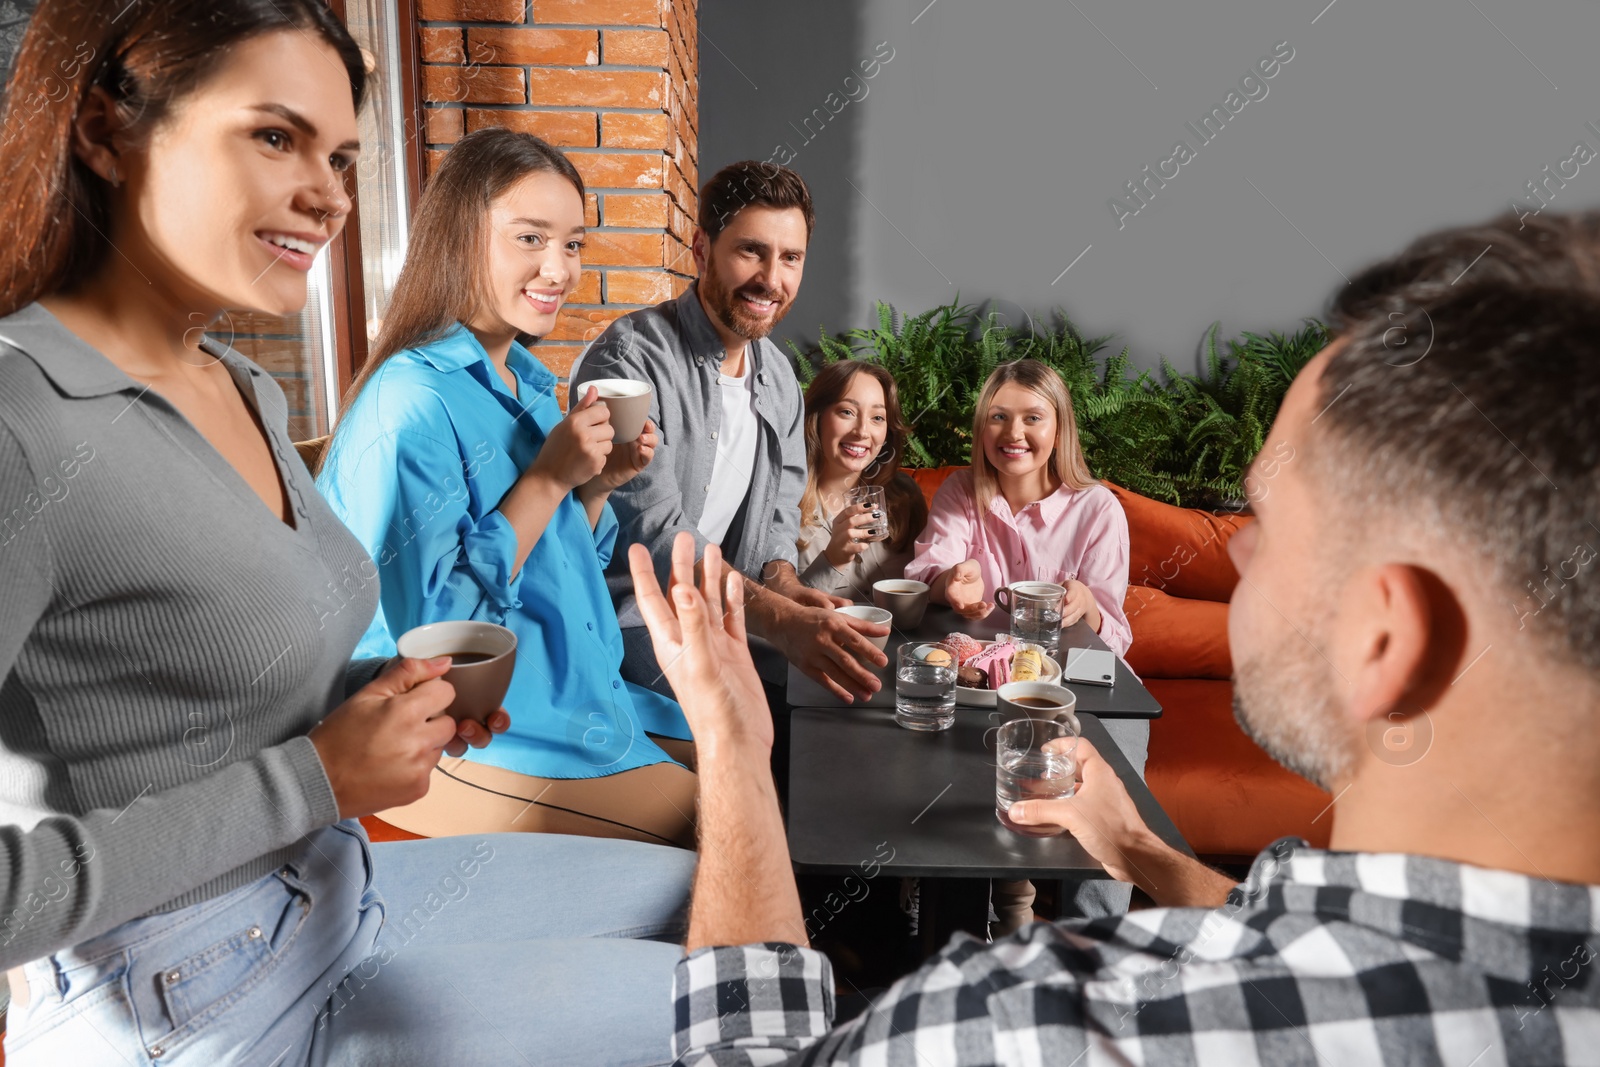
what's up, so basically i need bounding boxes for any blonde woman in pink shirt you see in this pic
[904,359,1132,656]
[905,358,1140,930]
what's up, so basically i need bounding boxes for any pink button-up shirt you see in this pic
[903,469,1132,655]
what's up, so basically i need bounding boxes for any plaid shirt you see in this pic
[673,839,1600,1065]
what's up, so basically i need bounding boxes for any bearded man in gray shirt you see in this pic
[573,162,888,708]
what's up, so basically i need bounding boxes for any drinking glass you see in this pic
[995,717,1079,836]
[995,582,1066,654]
[846,484,888,543]
[895,642,956,731]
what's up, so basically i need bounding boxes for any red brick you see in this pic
[419,0,523,21]
[583,230,664,267]
[425,148,447,178]
[548,306,627,342]
[603,193,669,228]
[423,65,525,105]
[569,152,664,190]
[584,194,600,228]
[424,107,462,144]
[527,68,665,108]
[468,27,598,67]
[671,274,692,298]
[604,28,669,67]
[571,269,601,303]
[534,344,583,379]
[601,111,669,150]
[466,108,596,147]
[419,27,464,64]
[534,0,661,27]
[664,235,694,274]
[605,269,673,305]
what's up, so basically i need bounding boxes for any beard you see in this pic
[700,258,792,341]
[1231,606,1356,792]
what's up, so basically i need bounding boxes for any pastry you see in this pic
[965,641,1018,689]
[918,646,953,668]
[957,664,987,688]
[1011,647,1043,682]
[938,632,984,666]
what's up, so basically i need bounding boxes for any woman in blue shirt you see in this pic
[317,129,696,847]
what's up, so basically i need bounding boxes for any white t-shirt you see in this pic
[698,354,759,545]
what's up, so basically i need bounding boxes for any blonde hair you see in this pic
[971,359,1095,514]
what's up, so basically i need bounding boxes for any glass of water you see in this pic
[895,642,956,731]
[995,717,1079,836]
[995,582,1066,655]
[846,484,889,542]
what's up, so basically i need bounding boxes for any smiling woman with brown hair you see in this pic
[0,2,690,1063]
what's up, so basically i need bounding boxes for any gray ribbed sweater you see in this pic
[0,303,385,968]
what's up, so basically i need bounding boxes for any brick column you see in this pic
[418,0,699,401]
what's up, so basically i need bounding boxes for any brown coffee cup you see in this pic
[996,681,1079,731]
[395,621,517,725]
[585,378,653,442]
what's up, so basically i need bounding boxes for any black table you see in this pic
[786,604,1162,718]
[788,708,1193,881]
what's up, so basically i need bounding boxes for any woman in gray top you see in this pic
[0,3,691,1064]
[796,360,928,600]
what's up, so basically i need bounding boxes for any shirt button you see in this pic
[710,431,718,440]
[586,622,594,631]
[612,680,621,690]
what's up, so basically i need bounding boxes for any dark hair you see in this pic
[1315,213,1600,674]
[697,160,814,243]
[0,0,367,315]
[342,127,585,412]
[1328,210,1600,334]
[800,360,926,553]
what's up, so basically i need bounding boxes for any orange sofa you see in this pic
[905,467,1331,859]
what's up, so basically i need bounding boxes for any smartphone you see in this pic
[1061,647,1116,687]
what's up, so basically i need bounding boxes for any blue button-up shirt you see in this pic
[316,324,689,780]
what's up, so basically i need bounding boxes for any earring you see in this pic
[107,163,120,188]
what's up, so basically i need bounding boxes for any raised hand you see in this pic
[630,533,772,753]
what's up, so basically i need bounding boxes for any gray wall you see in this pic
[701,0,1600,369]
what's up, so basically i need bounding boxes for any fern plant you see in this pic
[788,301,1329,509]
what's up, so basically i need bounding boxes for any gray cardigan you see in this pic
[572,284,806,627]
[0,304,384,968]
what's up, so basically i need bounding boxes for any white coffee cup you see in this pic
[585,378,652,442]
[872,579,930,629]
[834,604,894,650]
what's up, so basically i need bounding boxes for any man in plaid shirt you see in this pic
[626,211,1600,1065]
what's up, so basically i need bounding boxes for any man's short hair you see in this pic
[697,161,815,244]
[1313,211,1600,674]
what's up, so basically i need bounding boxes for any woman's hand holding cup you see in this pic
[823,502,878,568]
[532,385,613,491]
[588,418,657,494]
[309,657,510,819]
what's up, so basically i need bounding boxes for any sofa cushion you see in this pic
[1124,586,1232,679]
[1144,678,1332,856]
[1104,483,1251,604]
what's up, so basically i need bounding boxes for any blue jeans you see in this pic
[4,822,695,1066]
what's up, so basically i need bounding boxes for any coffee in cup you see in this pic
[871,578,930,629]
[996,681,1078,730]
[395,620,517,725]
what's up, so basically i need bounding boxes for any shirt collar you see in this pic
[987,478,1080,526]
[0,302,272,401]
[413,322,556,393]
[677,282,769,378]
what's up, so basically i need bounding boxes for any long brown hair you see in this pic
[971,359,1095,515]
[800,360,927,552]
[0,0,366,316]
[341,127,585,413]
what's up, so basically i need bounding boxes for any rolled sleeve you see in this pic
[674,944,836,1065]
[592,500,620,569]
[456,507,524,614]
